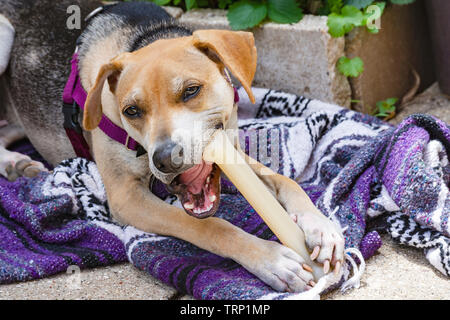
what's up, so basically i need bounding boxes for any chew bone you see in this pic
[203,130,324,280]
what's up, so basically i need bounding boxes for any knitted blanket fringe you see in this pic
[0,87,448,300]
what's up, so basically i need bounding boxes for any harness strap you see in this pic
[62,53,141,160]
[62,54,93,161]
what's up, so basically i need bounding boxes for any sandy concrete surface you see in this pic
[0,263,178,300]
[0,263,177,300]
[1,235,448,300]
[1,83,449,300]
[324,235,450,300]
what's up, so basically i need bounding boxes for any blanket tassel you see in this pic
[340,247,366,293]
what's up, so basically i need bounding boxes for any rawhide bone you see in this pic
[203,130,324,281]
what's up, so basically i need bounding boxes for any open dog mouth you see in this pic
[168,162,221,218]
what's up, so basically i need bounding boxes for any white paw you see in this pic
[292,211,345,274]
[241,239,315,293]
[0,150,47,181]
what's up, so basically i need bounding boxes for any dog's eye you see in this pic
[123,106,141,118]
[183,85,201,102]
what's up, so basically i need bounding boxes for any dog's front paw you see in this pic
[291,211,345,275]
[241,239,315,293]
[1,153,47,181]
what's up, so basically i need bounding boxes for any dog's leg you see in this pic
[101,167,315,293]
[0,14,14,75]
[241,150,345,274]
[0,16,47,181]
[0,124,47,181]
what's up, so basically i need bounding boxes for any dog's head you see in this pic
[83,29,256,219]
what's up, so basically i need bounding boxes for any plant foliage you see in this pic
[373,97,398,118]
[337,56,364,77]
[227,0,268,30]
[145,0,414,31]
[145,0,415,31]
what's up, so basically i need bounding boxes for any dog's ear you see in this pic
[83,59,124,131]
[192,30,257,104]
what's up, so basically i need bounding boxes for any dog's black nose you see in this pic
[152,140,184,174]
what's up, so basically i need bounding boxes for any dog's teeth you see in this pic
[206,176,210,183]
[194,207,205,214]
[184,202,194,210]
[209,195,216,202]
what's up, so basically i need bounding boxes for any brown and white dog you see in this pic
[0,0,344,293]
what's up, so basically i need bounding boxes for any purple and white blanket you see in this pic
[0,87,449,299]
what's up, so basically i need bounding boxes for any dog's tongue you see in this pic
[178,162,213,194]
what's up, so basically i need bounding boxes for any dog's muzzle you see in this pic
[152,140,184,174]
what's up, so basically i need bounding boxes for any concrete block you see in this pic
[179,9,351,107]
[162,6,183,19]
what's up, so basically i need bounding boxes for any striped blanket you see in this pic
[0,87,449,299]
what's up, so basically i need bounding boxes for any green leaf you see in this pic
[267,0,303,24]
[173,0,182,5]
[345,0,373,9]
[185,0,197,10]
[384,97,398,106]
[151,0,172,5]
[374,97,398,117]
[227,0,268,30]
[317,5,331,16]
[327,5,364,37]
[390,0,415,4]
[327,0,344,13]
[337,56,364,77]
[218,0,233,9]
[196,0,209,7]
